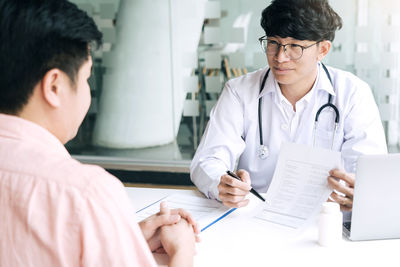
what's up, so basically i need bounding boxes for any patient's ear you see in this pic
[40,69,65,108]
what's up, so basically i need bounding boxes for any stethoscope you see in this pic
[258,63,340,159]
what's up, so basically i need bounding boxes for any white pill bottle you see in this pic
[318,202,343,246]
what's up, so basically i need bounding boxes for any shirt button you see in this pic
[281,124,289,130]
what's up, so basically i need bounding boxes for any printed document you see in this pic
[254,142,341,229]
[136,194,234,231]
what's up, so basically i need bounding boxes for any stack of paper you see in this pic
[254,143,341,230]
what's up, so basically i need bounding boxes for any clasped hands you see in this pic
[139,202,200,255]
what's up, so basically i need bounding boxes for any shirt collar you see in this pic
[315,62,336,97]
[257,62,336,101]
[0,113,70,158]
[275,79,291,106]
[258,68,277,99]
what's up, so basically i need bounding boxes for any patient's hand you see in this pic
[160,218,196,267]
[139,202,200,252]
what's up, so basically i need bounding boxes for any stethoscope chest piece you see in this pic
[258,145,269,159]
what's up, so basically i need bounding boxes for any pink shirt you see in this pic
[0,114,157,267]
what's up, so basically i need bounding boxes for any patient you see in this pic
[0,1,198,266]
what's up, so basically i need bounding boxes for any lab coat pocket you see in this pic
[313,127,336,149]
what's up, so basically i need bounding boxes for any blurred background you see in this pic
[67,0,400,185]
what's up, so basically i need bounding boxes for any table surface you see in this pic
[126,187,400,267]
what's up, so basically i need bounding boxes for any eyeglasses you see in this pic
[258,36,319,60]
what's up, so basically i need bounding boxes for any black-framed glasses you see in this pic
[258,35,319,60]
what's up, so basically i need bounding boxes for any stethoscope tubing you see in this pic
[257,63,340,158]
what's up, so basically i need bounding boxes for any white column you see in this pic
[93,0,205,148]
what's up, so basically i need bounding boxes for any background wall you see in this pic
[67,0,400,180]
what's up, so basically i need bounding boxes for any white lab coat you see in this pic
[190,63,387,200]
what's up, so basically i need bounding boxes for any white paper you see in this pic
[254,142,341,230]
[136,194,233,231]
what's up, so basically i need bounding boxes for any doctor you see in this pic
[190,0,387,211]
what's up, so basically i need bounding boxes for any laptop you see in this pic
[343,154,400,241]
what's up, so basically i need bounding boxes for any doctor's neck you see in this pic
[278,66,318,111]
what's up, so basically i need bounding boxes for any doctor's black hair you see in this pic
[0,0,102,115]
[260,0,342,42]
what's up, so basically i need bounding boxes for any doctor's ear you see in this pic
[317,41,331,61]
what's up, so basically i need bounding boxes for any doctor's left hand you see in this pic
[327,169,355,212]
[139,202,200,252]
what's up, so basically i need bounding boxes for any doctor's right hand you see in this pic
[218,169,252,208]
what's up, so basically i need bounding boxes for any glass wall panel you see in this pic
[67,0,400,174]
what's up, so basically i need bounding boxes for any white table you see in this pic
[126,187,400,267]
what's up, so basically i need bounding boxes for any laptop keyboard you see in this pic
[343,221,352,231]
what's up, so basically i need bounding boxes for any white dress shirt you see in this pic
[190,63,387,200]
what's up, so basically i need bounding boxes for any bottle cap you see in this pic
[321,202,340,213]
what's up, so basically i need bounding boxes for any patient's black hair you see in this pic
[0,0,102,114]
